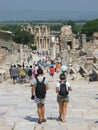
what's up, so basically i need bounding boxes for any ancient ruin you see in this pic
[22,24,51,52]
[49,25,98,81]
[1,24,98,81]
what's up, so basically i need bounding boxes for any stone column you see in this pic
[45,38,47,49]
[19,45,23,65]
[72,35,76,50]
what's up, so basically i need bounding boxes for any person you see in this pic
[31,68,49,124]
[11,65,18,84]
[34,64,38,77]
[60,65,68,74]
[19,66,26,83]
[56,73,72,122]
[9,65,13,81]
[28,65,33,81]
[24,65,29,82]
[49,66,55,81]
[56,62,60,73]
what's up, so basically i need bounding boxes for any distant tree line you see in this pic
[0,19,98,44]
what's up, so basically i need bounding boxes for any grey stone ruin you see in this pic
[79,34,86,48]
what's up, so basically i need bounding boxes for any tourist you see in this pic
[28,65,33,81]
[31,68,49,124]
[56,73,72,122]
[60,65,68,74]
[19,66,26,83]
[9,65,13,81]
[11,65,18,84]
[56,62,60,73]
[49,66,55,81]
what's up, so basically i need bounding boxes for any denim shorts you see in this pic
[34,95,45,104]
[57,94,69,103]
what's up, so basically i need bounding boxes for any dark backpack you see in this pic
[59,81,69,97]
[35,77,46,99]
[28,69,32,76]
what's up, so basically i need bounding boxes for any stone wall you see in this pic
[0,66,10,83]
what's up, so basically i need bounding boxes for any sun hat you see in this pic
[60,65,68,72]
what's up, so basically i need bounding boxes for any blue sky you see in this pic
[0,0,98,20]
[0,0,98,12]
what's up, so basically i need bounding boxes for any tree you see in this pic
[0,24,21,33]
[50,24,62,31]
[66,20,78,34]
[81,19,98,41]
[13,30,34,46]
[0,24,34,46]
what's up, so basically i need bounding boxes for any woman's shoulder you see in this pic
[37,76,48,81]
[66,81,71,86]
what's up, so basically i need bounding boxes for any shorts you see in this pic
[34,95,45,104]
[57,94,69,103]
[13,76,17,80]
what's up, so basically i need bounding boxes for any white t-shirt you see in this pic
[56,81,70,91]
[31,76,48,86]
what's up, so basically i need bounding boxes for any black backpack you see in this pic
[35,77,46,99]
[59,81,69,97]
[28,69,32,76]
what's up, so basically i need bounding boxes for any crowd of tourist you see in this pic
[8,52,72,124]
[9,55,61,84]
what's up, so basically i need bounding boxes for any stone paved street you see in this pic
[0,53,98,130]
[0,72,98,130]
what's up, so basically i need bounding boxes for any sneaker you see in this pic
[58,116,62,121]
[38,119,42,124]
[42,119,46,122]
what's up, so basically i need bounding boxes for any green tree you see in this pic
[50,24,62,31]
[81,19,98,41]
[0,24,34,46]
[13,30,34,46]
[66,20,77,34]
[0,24,21,33]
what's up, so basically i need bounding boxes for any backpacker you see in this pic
[35,77,46,99]
[28,69,32,76]
[59,81,69,97]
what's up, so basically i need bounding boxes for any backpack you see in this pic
[35,77,46,99]
[28,69,32,76]
[20,69,26,76]
[59,81,69,97]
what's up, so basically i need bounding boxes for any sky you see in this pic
[0,0,98,11]
[0,0,98,21]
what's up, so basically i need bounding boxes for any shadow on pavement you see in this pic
[24,116,38,122]
[47,116,58,121]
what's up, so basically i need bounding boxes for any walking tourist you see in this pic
[31,68,49,124]
[11,65,18,84]
[49,66,55,81]
[56,62,60,73]
[60,65,68,74]
[28,65,33,81]
[9,65,13,81]
[56,73,72,122]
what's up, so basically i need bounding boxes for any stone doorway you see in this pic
[67,42,72,49]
